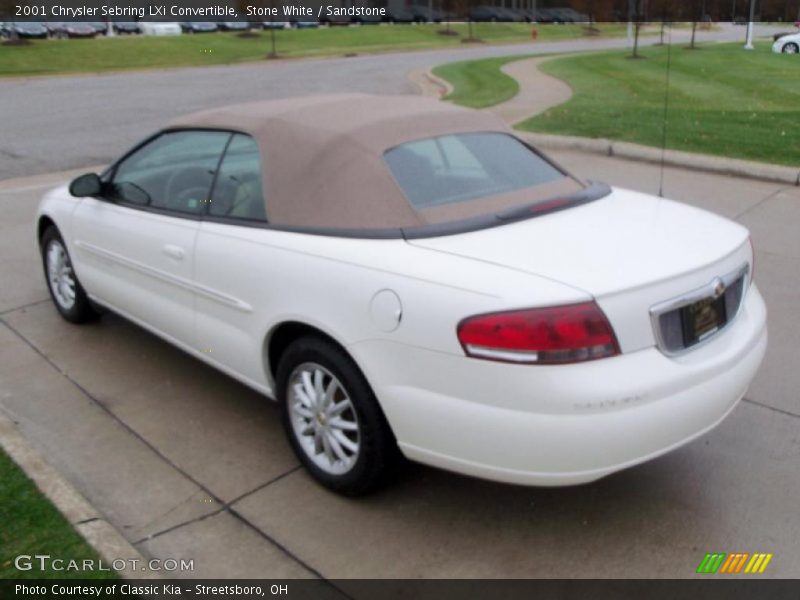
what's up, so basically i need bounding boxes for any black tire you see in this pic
[40,226,99,324]
[276,335,401,496]
[783,42,799,54]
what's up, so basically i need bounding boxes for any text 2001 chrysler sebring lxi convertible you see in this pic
[37,95,767,495]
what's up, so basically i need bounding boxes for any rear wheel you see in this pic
[277,336,400,495]
[41,226,99,324]
[783,42,799,54]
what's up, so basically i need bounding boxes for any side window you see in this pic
[111,131,231,215]
[208,134,266,222]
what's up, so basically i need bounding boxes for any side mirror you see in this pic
[69,173,103,198]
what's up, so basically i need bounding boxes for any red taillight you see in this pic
[457,302,620,365]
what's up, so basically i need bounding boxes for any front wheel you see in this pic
[277,336,400,495]
[41,226,99,324]
[783,42,799,54]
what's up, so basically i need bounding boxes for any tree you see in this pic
[631,0,643,58]
[454,0,480,43]
[689,0,701,49]
[439,0,458,36]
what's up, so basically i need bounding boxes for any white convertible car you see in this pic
[773,31,800,53]
[37,95,767,495]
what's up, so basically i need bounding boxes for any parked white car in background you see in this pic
[36,95,767,495]
[138,21,182,36]
[773,32,800,53]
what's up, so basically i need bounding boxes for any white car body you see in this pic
[138,22,182,36]
[36,180,767,486]
[773,32,800,53]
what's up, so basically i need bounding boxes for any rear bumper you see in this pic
[351,286,767,486]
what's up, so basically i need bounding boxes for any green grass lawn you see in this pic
[433,55,527,108]
[0,23,632,78]
[518,42,800,166]
[0,448,117,580]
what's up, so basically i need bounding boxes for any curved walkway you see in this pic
[491,56,572,125]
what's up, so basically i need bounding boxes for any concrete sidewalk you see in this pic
[1,151,798,579]
[492,56,573,125]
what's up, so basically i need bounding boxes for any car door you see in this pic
[71,129,231,347]
[192,134,274,390]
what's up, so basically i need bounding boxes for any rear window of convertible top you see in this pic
[384,132,565,209]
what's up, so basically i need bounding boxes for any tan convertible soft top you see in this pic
[169,94,582,232]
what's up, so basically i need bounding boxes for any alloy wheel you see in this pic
[287,362,360,475]
[46,240,77,311]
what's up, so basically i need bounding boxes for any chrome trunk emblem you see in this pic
[712,278,726,299]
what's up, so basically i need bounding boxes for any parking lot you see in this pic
[1,145,798,578]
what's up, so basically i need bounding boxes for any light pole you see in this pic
[744,0,755,49]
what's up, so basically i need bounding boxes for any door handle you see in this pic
[162,244,185,261]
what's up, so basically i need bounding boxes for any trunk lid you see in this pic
[409,187,752,352]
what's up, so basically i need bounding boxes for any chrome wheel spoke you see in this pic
[322,379,337,410]
[293,383,314,409]
[328,417,358,432]
[313,368,325,398]
[329,399,351,417]
[301,371,315,400]
[332,429,358,454]
[326,432,349,462]
[291,402,314,420]
[321,431,335,464]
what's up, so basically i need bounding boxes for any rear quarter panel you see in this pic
[193,223,589,394]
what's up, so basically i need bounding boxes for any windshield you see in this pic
[384,133,566,209]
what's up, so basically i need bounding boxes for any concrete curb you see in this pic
[0,411,161,580]
[409,68,453,99]
[519,132,800,186]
